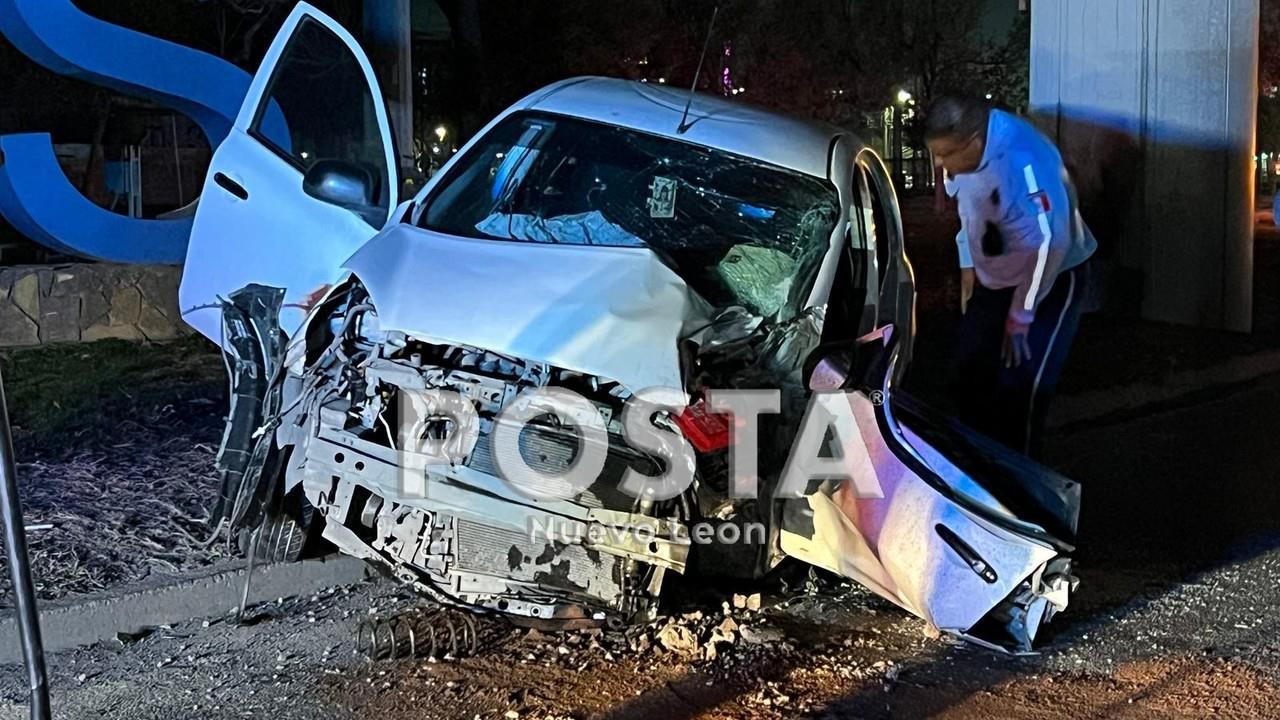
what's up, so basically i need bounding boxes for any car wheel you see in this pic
[239,488,327,563]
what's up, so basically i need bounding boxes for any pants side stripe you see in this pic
[1025,270,1076,454]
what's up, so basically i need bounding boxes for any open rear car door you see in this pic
[179,1,397,341]
[780,151,1080,653]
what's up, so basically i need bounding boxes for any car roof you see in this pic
[515,76,858,179]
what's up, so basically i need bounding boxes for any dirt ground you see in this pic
[7,529,1280,719]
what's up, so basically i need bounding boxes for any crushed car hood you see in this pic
[344,224,710,394]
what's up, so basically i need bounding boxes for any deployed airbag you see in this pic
[475,210,645,247]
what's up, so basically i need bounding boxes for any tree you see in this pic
[979,7,1030,111]
[1259,0,1280,154]
[203,0,293,67]
[728,0,896,122]
[1262,0,1280,93]
[873,0,993,103]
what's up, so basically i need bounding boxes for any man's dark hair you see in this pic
[924,96,992,142]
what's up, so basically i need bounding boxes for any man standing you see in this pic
[924,96,1097,459]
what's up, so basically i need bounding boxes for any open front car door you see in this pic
[180,1,397,341]
[779,151,1079,653]
[178,2,398,533]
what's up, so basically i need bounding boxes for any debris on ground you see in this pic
[3,206,1280,719]
[655,622,699,658]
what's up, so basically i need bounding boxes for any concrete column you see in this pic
[364,1,414,194]
[1030,0,1259,332]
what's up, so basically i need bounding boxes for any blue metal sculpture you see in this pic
[0,135,195,264]
[0,0,256,263]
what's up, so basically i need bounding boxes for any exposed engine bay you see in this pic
[215,276,822,629]
[212,256,1078,655]
[200,131,1080,655]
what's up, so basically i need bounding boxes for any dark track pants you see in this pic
[954,263,1087,460]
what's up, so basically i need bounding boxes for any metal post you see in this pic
[364,0,414,194]
[170,114,184,206]
[0,368,51,720]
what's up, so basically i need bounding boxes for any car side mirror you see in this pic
[804,325,897,393]
[302,159,382,224]
[808,351,852,391]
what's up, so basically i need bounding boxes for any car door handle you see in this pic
[213,172,248,200]
[936,524,998,584]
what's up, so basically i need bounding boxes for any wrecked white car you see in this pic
[179,3,1079,652]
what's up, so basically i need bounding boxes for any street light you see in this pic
[890,90,912,188]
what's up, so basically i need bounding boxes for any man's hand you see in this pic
[960,268,975,314]
[1003,317,1033,368]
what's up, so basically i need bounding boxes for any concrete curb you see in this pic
[1050,348,1280,429]
[0,555,370,664]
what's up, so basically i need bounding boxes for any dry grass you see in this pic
[0,336,233,604]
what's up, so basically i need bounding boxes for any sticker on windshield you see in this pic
[647,176,678,218]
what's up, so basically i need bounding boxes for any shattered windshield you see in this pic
[419,112,840,320]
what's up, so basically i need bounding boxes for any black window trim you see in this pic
[247,15,317,175]
[246,14,392,200]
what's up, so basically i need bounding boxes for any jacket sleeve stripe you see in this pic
[1023,163,1052,312]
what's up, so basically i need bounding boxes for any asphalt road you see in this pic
[4,371,1280,719]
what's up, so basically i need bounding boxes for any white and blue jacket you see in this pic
[946,110,1097,326]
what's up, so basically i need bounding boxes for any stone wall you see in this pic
[0,264,189,347]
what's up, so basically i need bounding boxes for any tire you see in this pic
[238,488,328,563]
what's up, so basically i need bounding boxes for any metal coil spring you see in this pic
[356,608,480,661]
